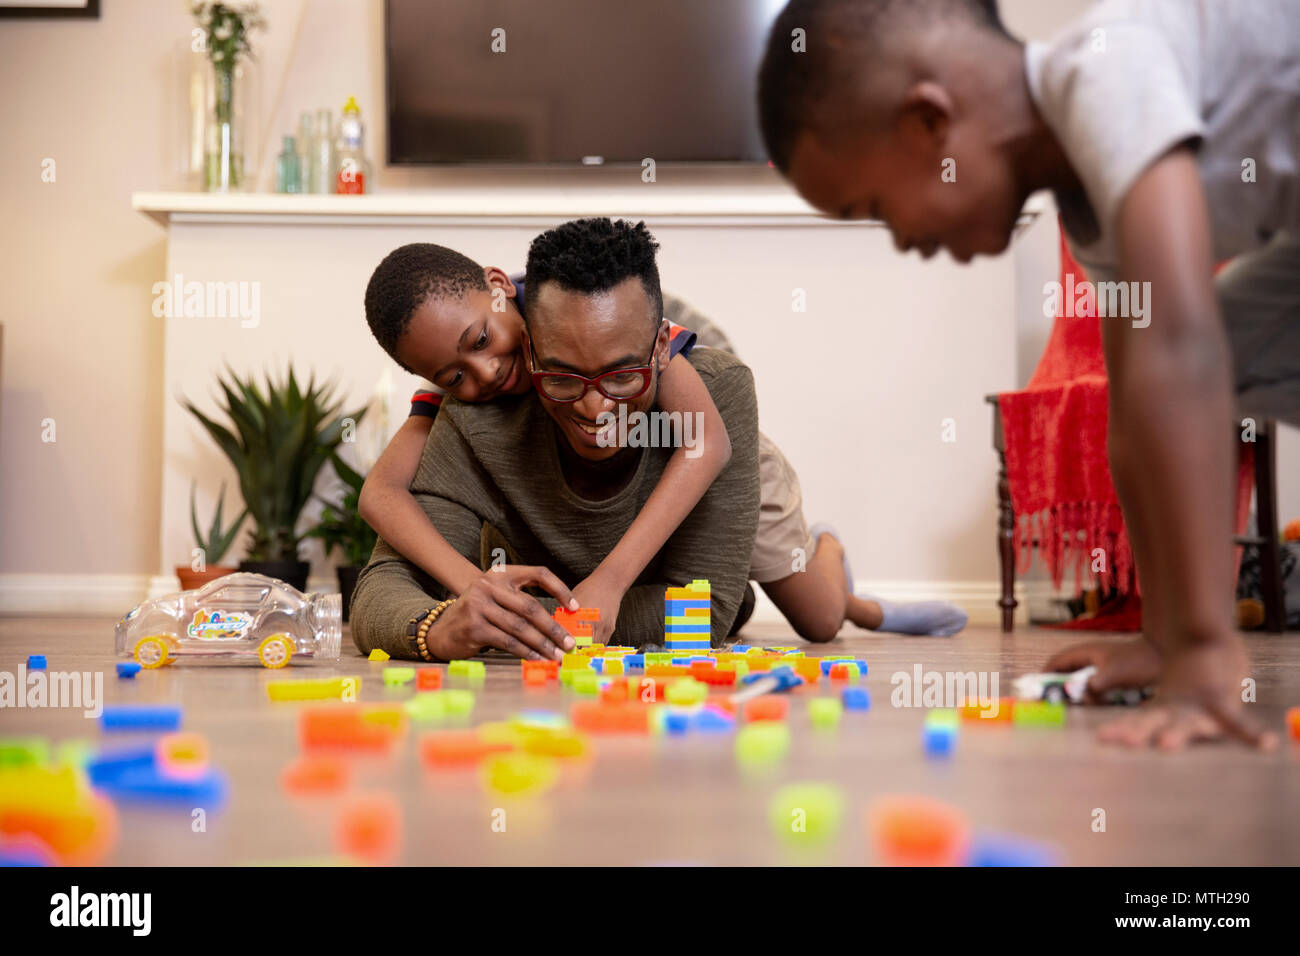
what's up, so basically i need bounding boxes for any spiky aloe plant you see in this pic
[184,367,366,563]
[190,480,246,565]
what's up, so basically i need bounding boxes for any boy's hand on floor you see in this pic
[1044,637,1162,702]
[1096,637,1278,751]
[430,566,578,662]
[572,572,624,645]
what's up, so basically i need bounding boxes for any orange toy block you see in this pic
[1288,706,1300,740]
[337,792,401,865]
[416,668,444,691]
[522,659,558,685]
[300,706,396,753]
[793,659,822,684]
[572,700,650,734]
[419,731,514,767]
[691,662,736,686]
[868,796,970,867]
[960,698,1015,723]
[554,607,601,638]
[743,696,789,723]
[281,755,350,795]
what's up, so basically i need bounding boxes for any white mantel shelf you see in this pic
[132,188,843,228]
[134,189,1047,230]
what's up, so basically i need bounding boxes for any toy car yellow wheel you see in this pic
[133,636,170,669]
[258,634,295,669]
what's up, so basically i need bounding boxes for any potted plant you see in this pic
[308,453,379,621]
[177,480,246,590]
[184,366,365,593]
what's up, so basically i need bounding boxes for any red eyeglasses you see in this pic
[527,331,659,403]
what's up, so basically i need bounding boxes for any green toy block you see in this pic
[404,692,447,722]
[442,689,475,717]
[383,666,415,686]
[572,672,600,697]
[924,708,961,729]
[808,697,843,731]
[769,782,846,846]
[735,722,790,769]
[665,677,707,706]
[0,737,50,767]
[1013,700,1067,727]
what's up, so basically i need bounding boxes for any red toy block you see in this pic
[281,755,350,795]
[553,606,601,638]
[743,696,789,723]
[337,792,401,865]
[692,663,737,686]
[416,668,444,691]
[572,700,650,734]
[599,678,630,704]
[419,731,514,767]
[868,796,970,867]
[522,659,558,685]
[1288,706,1300,740]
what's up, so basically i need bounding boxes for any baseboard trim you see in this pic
[2,573,1036,628]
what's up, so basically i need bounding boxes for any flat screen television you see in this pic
[385,0,781,165]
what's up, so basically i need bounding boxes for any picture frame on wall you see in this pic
[0,0,100,18]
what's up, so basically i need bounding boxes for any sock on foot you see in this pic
[868,598,968,637]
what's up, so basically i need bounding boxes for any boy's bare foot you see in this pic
[1096,637,1278,751]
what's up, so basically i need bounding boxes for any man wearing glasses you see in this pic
[350,219,760,658]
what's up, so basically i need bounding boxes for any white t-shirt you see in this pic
[1024,0,1300,281]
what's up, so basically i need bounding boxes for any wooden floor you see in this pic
[2,615,1297,866]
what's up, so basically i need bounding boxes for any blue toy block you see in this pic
[86,745,158,786]
[26,655,46,670]
[99,705,182,732]
[591,659,605,674]
[664,600,711,615]
[624,654,644,670]
[740,665,803,692]
[728,644,751,653]
[923,724,956,758]
[0,845,52,866]
[693,708,735,733]
[664,641,711,650]
[664,711,691,735]
[842,687,871,711]
[96,765,228,809]
[966,834,1058,867]
[663,624,711,635]
[115,662,142,679]
[855,659,869,675]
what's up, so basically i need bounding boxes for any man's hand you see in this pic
[572,571,625,645]
[428,565,579,662]
[1044,636,1163,702]
[1095,636,1278,751]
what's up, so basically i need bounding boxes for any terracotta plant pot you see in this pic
[175,565,237,591]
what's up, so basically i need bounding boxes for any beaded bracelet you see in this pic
[406,598,456,662]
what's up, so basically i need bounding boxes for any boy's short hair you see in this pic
[364,243,488,364]
[524,218,663,334]
[758,0,1013,173]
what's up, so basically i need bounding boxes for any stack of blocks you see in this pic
[553,607,601,647]
[664,579,711,652]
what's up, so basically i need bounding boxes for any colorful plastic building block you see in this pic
[419,730,513,767]
[382,666,415,687]
[404,692,448,723]
[99,705,182,732]
[448,659,486,682]
[666,677,708,706]
[923,723,957,758]
[808,697,843,730]
[300,706,398,753]
[0,764,117,864]
[842,687,871,711]
[416,668,444,691]
[1012,700,1067,727]
[281,755,349,795]
[664,580,712,650]
[869,796,971,867]
[769,783,845,847]
[26,655,46,670]
[829,662,861,682]
[98,763,228,809]
[0,738,50,768]
[743,696,789,723]
[115,662,141,679]
[960,698,1014,723]
[572,672,601,697]
[336,792,401,864]
[481,752,559,797]
[156,732,209,779]
[267,677,360,701]
[735,722,791,769]
[554,607,601,647]
[965,833,1059,867]
[1287,706,1300,741]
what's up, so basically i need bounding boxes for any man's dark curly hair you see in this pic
[758,0,1013,174]
[524,218,663,333]
[364,243,487,365]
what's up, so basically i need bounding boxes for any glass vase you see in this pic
[201,55,259,192]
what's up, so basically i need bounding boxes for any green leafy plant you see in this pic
[308,453,379,567]
[184,367,366,563]
[190,480,246,566]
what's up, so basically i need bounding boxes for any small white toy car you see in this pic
[115,572,342,669]
[1012,666,1149,707]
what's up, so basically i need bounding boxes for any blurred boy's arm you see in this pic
[358,414,483,596]
[573,354,731,641]
[1099,146,1273,749]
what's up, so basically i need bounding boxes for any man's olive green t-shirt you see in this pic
[350,347,761,659]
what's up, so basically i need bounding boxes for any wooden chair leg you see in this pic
[997,445,1018,632]
[1255,420,1285,633]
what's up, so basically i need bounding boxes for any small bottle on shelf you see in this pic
[313,108,335,194]
[334,96,371,194]
[275,135,301,193]
[296,111,315,188]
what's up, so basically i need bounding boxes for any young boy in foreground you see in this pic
[758,0,1299,749]
[360,223,967,653]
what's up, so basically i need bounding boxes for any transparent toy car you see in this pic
[115,572,342,669]
[1012,666,1149,706]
